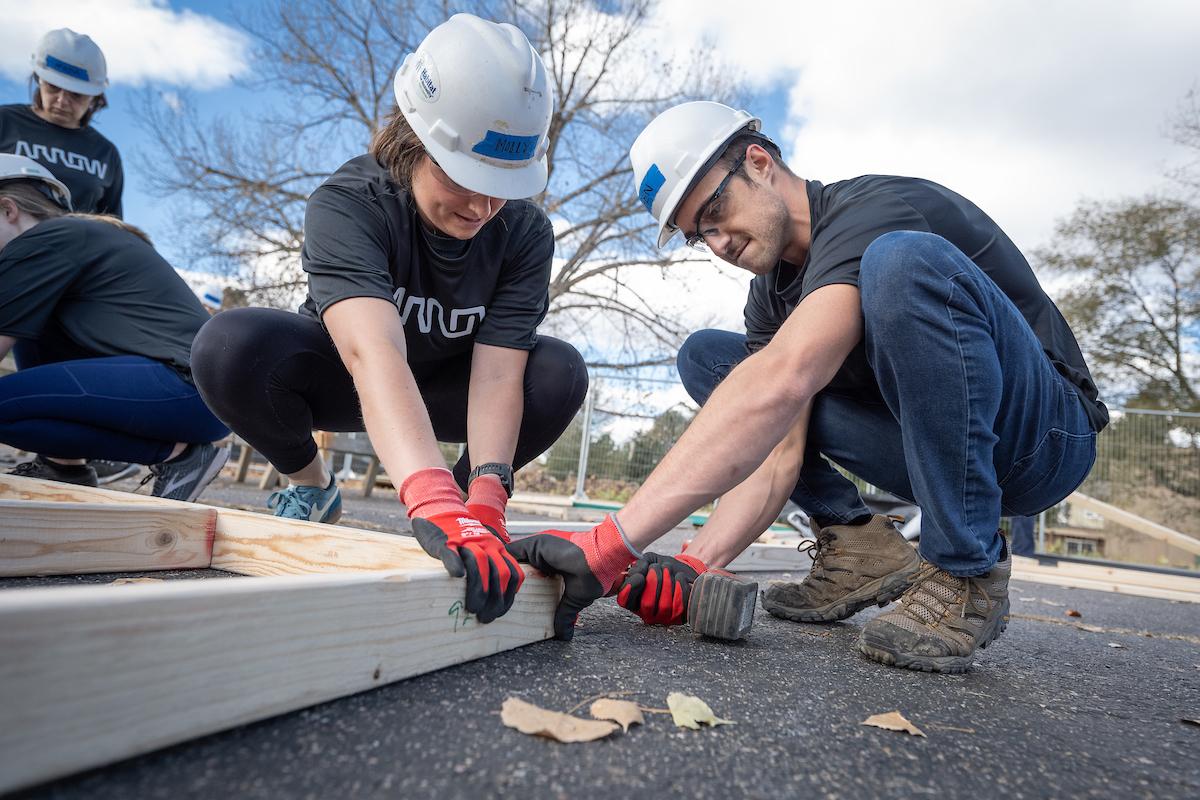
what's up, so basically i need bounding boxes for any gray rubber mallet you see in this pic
[687,570,758,641]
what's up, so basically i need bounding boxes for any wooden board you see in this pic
[1068,492,1200,556]
[0,474,443,576]
[0,567,558,793]
[0,501,215,577]
[1012,555,1200,603]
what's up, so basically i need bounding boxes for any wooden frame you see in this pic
[0,474,558,794]
[0,501,216,576]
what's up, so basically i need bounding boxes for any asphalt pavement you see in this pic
[5,471,1200,799]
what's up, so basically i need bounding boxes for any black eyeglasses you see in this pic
[685,152,747,250]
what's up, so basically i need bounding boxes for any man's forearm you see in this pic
[619,348,811,549]
[616,284,863,551]
[684,402,811,568]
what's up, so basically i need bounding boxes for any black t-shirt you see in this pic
[744,175,1108,432]
[299,155,554,364]
[0,216,209,374]
[0,104,124,217]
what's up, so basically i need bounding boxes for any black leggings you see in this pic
[191,307,588,487]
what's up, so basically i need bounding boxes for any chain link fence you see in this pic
[517,371,1200,570]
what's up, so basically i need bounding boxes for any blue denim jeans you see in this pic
[0,352,229,464]
[677,231,1097,576]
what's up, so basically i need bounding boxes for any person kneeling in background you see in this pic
[0,154,230,501]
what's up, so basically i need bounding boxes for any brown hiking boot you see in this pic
[760,515,921,623]
[856,543,1011,674]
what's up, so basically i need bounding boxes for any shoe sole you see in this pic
[319,492,344,525]
[182,445,232,503]
[760,557,921,624]
[855,598,1011,674]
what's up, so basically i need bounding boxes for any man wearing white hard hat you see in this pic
[193,14,586,625]
[0,28,123,217]
[510,102,1106,675]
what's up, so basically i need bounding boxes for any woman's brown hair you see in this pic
[0,180,151,244]
[369,109,427,189]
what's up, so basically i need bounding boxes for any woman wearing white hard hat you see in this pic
[0,154,230,501]
[0,28,124,216]
[192,14,586,624]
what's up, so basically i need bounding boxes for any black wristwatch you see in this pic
[468,462,514,497]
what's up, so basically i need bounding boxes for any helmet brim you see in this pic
[34,66,105,97]
[433,145,549,200]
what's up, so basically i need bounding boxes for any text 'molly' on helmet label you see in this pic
[472,131,540,162]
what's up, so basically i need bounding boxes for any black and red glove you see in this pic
[466,473,510,543]
[504,514,638,641]
[401,467,523,624]
[617,552,710,626]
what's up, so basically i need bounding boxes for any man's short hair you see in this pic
[715,132,789,175]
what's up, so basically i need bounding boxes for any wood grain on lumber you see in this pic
[0,501,215,577]
[0,474,441,576]
[0,567,557,793]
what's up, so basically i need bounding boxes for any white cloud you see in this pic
[654,0,1200,254]
[0,0,250,89]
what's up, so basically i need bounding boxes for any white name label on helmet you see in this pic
[415,55,439,102]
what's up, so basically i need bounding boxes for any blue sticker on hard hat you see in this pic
[639,164,666,214]
[472,130,540,162]
[45,55,89,82]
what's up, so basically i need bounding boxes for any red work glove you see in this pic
[617,552,710,626]
[504,514,638,641]
[401,467,523,624]
[466,473,510,543]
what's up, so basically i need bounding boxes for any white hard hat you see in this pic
[0,153,73,209]
[31,28,109,96]
[394,14,553,200]
[630,101,761,248]
[198,283,223,311]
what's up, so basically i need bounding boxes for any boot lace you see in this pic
[897,562,994,628]
[797,530,838,584]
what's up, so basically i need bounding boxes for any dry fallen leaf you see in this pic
[666,692,734,730]
[1181,718,1200,727]
[500,697,617,743]
[862,711,926,737]
[1065,609,1083,618]
[589,698,644,732]
[108,577,164,586]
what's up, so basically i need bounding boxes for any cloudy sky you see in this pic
[2,0,1198,354]
[4,0,1196,244]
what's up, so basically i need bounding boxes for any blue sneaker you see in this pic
[267,476,343,523]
